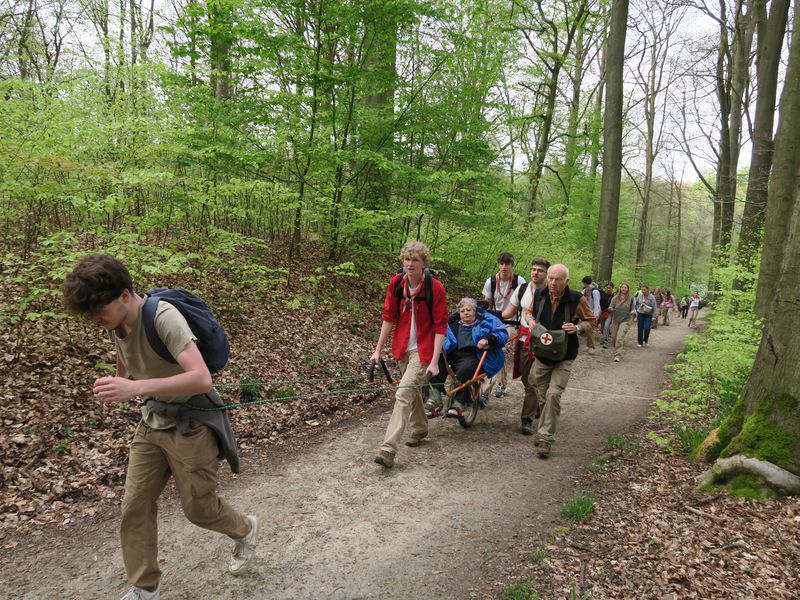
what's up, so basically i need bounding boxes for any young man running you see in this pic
[63,255,257,600]
[503,257,550,435]
[481,252,525,403]
[371,241,448,469]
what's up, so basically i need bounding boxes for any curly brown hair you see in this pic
[63,254,133,315]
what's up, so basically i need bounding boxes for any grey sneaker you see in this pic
[120,583,160,600]
[479,392,489,408]
[520,422,534,436]
[493,384,506,398]
[229,515,258,575]
[374,450,394,468]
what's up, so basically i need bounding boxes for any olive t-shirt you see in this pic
[111,300,197,430]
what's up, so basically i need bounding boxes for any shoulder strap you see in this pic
[142,295,174,363]
[489,274,496,309]
[424,271,434,319]
[513,274,519,289]
[517,282,528,302]
[535,289,545,323]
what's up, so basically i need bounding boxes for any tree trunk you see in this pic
[735,0,790,273]
[754,0,800,317]
[593,0,628,281]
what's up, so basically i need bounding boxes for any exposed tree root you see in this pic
[698,455,800,496]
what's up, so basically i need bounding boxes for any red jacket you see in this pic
[381,273,448,364]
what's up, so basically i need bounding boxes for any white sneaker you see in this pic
[613,356,621,362]
[229,515,258,575]
[493,384,506,398]
[120,583,160,600]
[587,348,596,355]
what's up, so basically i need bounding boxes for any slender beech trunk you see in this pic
[593,0,628,281]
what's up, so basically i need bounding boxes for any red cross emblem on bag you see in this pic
[540,332,553,346]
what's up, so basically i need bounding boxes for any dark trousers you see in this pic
[449,349,480,405]
[637,313,652,344]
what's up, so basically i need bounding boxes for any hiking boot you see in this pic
[520,422,534,436]
[229,515,258,575]
[478,392,489,408]
[493,385,506,398]
[537,441,552,459]
[405,431,428,447]
[120,584,160,600]
[532,432,541,447]
[374,450,394,469]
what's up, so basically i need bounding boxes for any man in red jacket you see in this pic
[370,241,448,469]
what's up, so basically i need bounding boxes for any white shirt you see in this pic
[509,284,538,341]
[482,274,527,313]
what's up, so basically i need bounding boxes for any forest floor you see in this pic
[2,242,798,599]
[3,312,797,599]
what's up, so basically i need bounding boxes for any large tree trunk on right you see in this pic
[593,0,628,281]
[710,0,800,485]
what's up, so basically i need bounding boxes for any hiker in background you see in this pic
[443,298,508,417]
[688,291,703,328]
[525,264,594,458]
[679,294,691,319]
[599,282,614,348]
[370,241,448,469]
[503,256,550,435]
[581,276,601,355]
[63,254,257,600]
[634,285,657,347]
[480,252,525,404]
[609,282,635,362]
[652,287,663,329]
[659,289,675,326]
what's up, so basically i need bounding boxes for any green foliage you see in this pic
[607,434,640,457]
[239,375,263,403]
[498,581,540,600]
[525,547,549,563]
[560,492,596,521]
[674,424,712,456]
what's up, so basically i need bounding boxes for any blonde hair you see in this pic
[400,240,430,266]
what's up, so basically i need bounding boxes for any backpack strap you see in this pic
[489,274,496,310]
[534,290,573,326]
[142,295,175,364]
[395,270,434,321]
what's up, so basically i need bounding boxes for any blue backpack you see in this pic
[142,288,230,373]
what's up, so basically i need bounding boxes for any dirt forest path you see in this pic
[1,319,694,599]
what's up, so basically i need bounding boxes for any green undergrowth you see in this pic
[651,264,760,459]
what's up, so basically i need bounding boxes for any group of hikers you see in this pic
[370,243,705,471]
[61,247,704,599]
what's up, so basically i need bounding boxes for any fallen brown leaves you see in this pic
[487,421,800,599]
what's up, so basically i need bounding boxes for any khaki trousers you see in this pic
[610,320,631,360]
[380,351,429,455]
[518,347,540,424]
[532,359,574,444]
[121,423,250,590]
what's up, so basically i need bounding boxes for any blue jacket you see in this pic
[443,310,508,376]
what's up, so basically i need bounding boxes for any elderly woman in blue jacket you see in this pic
[443,298,508,417]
